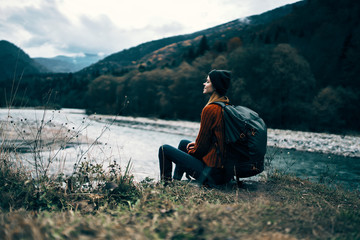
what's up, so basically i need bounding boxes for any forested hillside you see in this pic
[0,40,48,82]
[1,0,359,133]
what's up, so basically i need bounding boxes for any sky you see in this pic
[0,0,300,58]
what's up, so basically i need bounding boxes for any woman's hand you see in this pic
[186,142,195,151]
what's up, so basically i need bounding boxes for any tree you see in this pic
[197,35,210,56]
[125,68,173,118]
[212,40,227,52]
[264,44,316,129]
[227,37,242,51]
[211,55,228,70]
[169,61,206,120]
[86,75,123,114]
[183,46,196,62]
[228,44,316,129]
[312,86,360,132]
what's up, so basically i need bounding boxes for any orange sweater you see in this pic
[188,103,226,168]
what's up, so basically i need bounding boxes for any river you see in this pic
[1,108,359,191]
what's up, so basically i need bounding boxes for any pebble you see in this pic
[95,115,360,158]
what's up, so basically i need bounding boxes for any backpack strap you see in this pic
[211,101,226,108]
[210,101,226,168]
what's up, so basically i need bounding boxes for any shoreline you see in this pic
[1,107,359,158]
[91,114,360,158]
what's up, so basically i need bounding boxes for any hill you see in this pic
[0,0,359,133]
[0,40,48,82]
[79,0,359,133]
[81,2,301,76]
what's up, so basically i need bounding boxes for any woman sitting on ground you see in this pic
[158,69,232,185]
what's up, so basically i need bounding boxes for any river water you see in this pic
[1,108,359,191]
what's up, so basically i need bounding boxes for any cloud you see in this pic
[1,0,191,57]
[1,1,71,55]
[0,0,301,57]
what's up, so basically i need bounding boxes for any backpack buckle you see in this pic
[251,128,256,136]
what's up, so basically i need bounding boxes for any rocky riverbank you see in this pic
[1,109,359,158]
[0,119,91,153]
[92,114,360,158]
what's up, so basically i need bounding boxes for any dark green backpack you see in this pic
[213,102,267,180]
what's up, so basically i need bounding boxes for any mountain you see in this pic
[34,53,105,73]
[80,0,359,92]
[81,1,302,75]
[0,40,48,82]
[1,0,359,133]
[77,0,359,132]
[0,1,301,79]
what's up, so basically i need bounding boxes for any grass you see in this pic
[1,162,359,239]
[1,106,359,239]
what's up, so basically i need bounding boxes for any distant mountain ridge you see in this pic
[34,54,105,73]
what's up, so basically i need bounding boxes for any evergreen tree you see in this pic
[197,35,210,56]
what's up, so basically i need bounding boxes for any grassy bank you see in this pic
[1,111,359,239]
[1,168,359,239]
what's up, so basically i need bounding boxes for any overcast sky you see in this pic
[1,0,300,58]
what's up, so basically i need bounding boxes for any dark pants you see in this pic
[159,140,203,180]
[158,140,229,185]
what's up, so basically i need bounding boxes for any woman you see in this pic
[158,69,232,185]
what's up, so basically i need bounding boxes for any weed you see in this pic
[0,157,36,210]
[1,151,359,239]
[1,80,135,211]
[318,156,338,186]
[0,154,140,211]
[1,102,136,212]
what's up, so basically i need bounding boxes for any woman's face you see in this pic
[203,76,215,94]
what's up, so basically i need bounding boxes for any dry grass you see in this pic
[1,107,359,239]
[1,174,359,240]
